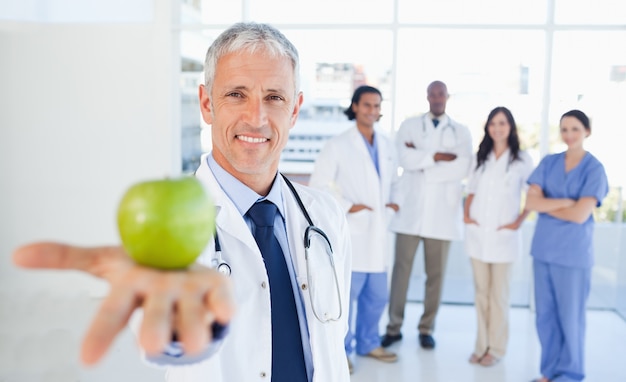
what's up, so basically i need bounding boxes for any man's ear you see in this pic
[199,84,213,124]
[289,91,304,128]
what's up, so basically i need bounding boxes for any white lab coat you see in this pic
[160,155,352,382]
[464,149,534,263]
[388,113,472,241]
[308,127,399,273]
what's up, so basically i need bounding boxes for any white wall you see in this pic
[0,0,180,380]
[0,0,181,290]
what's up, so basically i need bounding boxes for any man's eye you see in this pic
[268,95,284,101]
[227,92,243,98]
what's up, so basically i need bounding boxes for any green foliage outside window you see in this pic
[595,187,624,223]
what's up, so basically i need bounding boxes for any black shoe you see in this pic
[419,334,435,349]
[380,333,403,347]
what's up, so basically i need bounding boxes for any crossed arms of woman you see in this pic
[525,184,598,224]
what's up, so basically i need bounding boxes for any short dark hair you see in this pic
[344,85,382,120]
[561,109,591,132]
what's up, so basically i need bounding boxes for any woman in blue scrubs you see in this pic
[525,110,608,382]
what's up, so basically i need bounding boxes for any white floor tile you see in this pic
[350,303,626,382]
[3,293,625,381]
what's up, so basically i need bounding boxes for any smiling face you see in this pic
[487,111,512,148]
[560,115,589,150]
[352,92,382,129]
[199,50,303,194]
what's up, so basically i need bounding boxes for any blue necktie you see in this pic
[432,118,440,127]
[246,201,307,382]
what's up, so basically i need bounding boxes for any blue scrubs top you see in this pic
[527,152,608,268]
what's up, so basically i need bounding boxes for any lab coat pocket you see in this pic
[496,227,516,240]
[503,170,523,194]
[464,223,482,257]
[346,208,371,234]
[494,227,521,261]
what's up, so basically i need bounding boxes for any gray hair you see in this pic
[203,22,300,97]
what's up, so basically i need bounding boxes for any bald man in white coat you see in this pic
[381,81,472,350]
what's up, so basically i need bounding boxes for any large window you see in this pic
[550,31,626,189]
[279,29,394,174]
[554,0,626,24]
[395,29,545,161]
[398,0,547,24]
[179,0,626,314]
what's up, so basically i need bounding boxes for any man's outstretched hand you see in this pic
[13,242,235,365]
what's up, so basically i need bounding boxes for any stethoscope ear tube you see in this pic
[281,174,334,254]
[214,230,221,252]
[281,173,314,226]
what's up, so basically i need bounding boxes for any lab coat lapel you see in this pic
[280,176,312,281]
[348,127,381,190]
[377,135,391,197]
[195,156,262,255]
[427,114,449,150]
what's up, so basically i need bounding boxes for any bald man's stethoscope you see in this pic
[421,114,458,148]
[210,174,343,323]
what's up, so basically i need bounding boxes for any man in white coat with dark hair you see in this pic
[309,85,399,373]
[381,81,472,350]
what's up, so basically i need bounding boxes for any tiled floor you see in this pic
[2,290,625,381]
[350,303,626,382]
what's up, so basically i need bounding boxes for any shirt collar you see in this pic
[207,153,284,219]
[428,112,448,123]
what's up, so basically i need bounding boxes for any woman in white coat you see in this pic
[464,106,534,367]
[309,86,399,371]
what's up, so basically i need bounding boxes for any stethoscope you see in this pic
[421,114,457,148]
[211,174,343,323]
[210,235,231,276]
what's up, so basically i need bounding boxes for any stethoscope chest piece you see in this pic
[211,239,231,276]
[216,260,231,276]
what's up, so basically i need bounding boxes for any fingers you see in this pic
[15,244,236,363]
[175,292,210,354]
[139,268,234,356]
[81,284,138,365]
[386,203,399,212]
[173,271,234,354]
[140,287,175,356]
[12,242,86,269]
[204,277,235,324]
[13,242,129,278]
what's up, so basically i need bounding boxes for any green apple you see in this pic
[117,176,215,269]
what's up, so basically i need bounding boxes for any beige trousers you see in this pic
[470,258,512,358]
[386,233,450,336]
